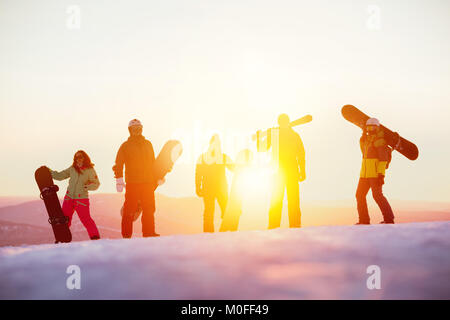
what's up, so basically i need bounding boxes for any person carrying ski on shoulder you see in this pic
[49,150,101,240]
[260,114,306,229]
[113,119,161,238]
[355,118,395,225]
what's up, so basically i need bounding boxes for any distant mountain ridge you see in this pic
[0,193,449,246]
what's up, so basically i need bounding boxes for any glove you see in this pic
[299,172,306,182]
[157,178,166,186]
[378,175,385,185]
[116,178,125,193]
[84,182,93,191]
[196,187,203,197]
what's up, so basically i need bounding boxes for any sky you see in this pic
[0,0,449,201]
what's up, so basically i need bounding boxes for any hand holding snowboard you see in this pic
[341,105,419,160]
[35,166,72,243]
[119,140,183,221]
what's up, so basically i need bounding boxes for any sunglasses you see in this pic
[75,154,84,159]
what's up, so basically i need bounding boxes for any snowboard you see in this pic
[153,140,183,183]
[341,105,419,160]
[35,166,72,243]
[120,140,183,221]
[219,149,253,232]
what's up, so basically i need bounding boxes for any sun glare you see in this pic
[237,165,275,198]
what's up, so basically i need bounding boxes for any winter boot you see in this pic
[143,233,160,238]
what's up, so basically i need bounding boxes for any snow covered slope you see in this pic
[0,222,449,299]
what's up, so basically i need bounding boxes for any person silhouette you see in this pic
[260,114,306,229]
[195,134,234,233]
[113,119,161,238]
[355,118,395,224]
[219,149,253,232]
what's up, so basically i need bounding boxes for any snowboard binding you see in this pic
[48,216,69,226]
[391,132,402,151]
[40,185,60,200]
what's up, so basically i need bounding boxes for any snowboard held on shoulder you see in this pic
[341,105,419,161]
[35,166,72,243]
[120,140,183,221]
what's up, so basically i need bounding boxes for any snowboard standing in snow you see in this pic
[120,140,183,221]
[341,105,419,160]
[35,166,72,243]
[219,149,253,232]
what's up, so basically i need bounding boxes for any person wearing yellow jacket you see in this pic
[50,150,101,239]
[356,118,394,224]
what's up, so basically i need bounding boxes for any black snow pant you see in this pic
[356,177,394,223]
[122,183,156,238]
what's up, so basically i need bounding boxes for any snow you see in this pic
[0,221,449,299]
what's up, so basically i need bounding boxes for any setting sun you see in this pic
[238,165,275,198]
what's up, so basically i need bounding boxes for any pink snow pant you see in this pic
[62,196,100,239]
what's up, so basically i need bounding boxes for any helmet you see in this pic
[128,119,143,128]
[366,118,380,127]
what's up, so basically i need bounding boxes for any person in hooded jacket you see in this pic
[355,118,395,224]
